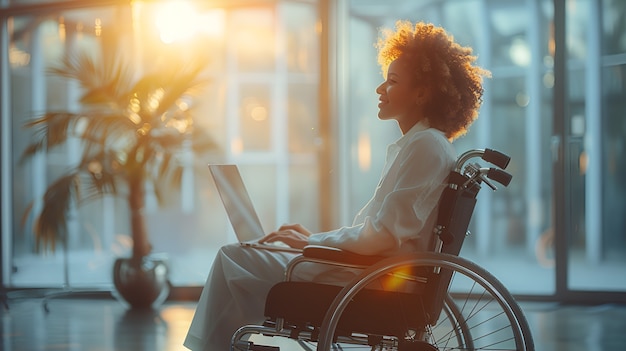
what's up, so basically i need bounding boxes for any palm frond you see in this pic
[32,171,81,252]
[152,66,209,119]
[129,61,209,127]
[76,147,122,189]
[21,112,83,162]
[79,82,121,105]
[79,113,137,151]
[48,52,92,82]
[30,150,125,252]
[51,52,134,110]
[49,52,105,92]
[79,168,119,204]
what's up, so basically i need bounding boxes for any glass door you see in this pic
[559,0,626,295]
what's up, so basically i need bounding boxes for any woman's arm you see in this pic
[308,133,454,255]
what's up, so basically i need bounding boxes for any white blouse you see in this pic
[308,121,456,256]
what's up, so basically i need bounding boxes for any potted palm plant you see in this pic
[21,51,215,309]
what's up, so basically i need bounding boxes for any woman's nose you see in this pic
[375,81,385,94]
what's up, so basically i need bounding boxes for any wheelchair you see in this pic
[231,149,535,351]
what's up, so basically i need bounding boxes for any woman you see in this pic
[184,20,488,351]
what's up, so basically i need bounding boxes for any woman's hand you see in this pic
[259,223,312,249]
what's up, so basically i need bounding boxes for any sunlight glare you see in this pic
[380,267,416,291]
[358,132,371,172]
[231,137,243,155]
[155,1,225,44]
[156,1,197,44]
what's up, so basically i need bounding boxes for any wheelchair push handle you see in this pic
[483,148,510,169]
[463,166,512,191]
[487,168,512,187]
[455,148,511,172]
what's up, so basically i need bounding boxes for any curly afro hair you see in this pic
[376,21,490,140]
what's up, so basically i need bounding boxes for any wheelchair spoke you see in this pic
[443,274,526,350]
[410,257,532,351]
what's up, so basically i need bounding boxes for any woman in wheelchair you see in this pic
[184,21,489,351]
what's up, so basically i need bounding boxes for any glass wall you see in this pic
[2,0,321,287]
[564,0,626,292]
[2,0,625,300]
[340,0,625,297]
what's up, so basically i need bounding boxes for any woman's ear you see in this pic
[414,86,430,105]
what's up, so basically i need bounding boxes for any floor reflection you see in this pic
[0,296,196,351]
[0,297,625,351]
[114,308,168,350]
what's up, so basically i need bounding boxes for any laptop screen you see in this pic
[209,165,266,242]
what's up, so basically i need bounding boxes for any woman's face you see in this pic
[375,58,423,133]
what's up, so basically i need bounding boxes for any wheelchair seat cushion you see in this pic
[264,281,429,338]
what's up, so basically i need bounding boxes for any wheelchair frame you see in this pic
[231,149,535,351]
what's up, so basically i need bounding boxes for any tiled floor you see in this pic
[1,294,625,351]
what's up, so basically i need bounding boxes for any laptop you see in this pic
[208,164,302,253]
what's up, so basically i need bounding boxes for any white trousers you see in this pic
[183,243,362,351]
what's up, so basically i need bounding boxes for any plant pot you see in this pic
[113,256,170,310]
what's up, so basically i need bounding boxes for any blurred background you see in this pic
[1,0,624,303]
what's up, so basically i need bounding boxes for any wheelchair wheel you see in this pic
[317,252,534,351]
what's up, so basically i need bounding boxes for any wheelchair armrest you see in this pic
[302,245,386,266]
[284,245,387,281]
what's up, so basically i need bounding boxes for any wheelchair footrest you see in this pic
[249,345,280,351]
[399,340,438,351]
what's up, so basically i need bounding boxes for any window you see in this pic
[3,0,321,287]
